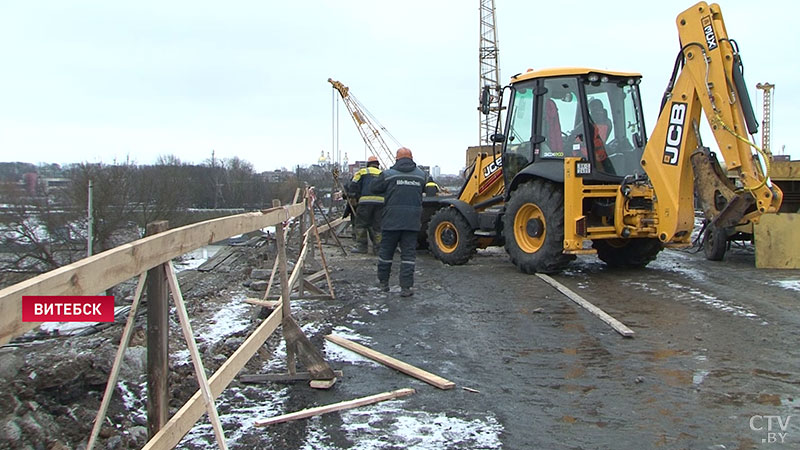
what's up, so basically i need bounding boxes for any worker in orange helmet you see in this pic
[370,147,427,297]
[347,155,384,254]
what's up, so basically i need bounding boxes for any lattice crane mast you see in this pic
[478,0,501,146]
[756,82,775,156]
[328,78,397,169]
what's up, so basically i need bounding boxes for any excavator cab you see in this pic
[497,68,648,186]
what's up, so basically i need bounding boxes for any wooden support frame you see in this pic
[0,203,305,345]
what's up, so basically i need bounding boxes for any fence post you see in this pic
[273,200,296,374]
[146,220,169,439]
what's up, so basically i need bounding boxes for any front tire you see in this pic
[593,238,663,268]
[503,180,574,274]
[427,207,477,265]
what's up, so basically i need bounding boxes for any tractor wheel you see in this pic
[593,238,663,268]
[503,180,574,274]
[703,224,728,261]
[427,207,478,265]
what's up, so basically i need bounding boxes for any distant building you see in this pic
[261,170,292,183]
[432,165,441,178]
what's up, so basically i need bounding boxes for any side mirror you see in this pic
[490,133,505,143]
[480,86,491,115]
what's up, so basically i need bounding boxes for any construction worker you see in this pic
[370,147,426,297]
[424,177,441,196]
[348,155,384,254]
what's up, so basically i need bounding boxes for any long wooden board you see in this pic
[254,388,415,426]
[324,335,455,390]
[141,304,283,450]
[535,273,634,337]
[0,203,305,345]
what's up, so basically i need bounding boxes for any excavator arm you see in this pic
[641,2,782,244]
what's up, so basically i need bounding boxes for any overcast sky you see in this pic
[0,0,796,175]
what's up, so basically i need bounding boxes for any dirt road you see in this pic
[190,243,799,449]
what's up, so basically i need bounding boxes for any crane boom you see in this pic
[328,78,397,169]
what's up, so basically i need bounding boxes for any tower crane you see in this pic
[328,78,399,170]
[478,0,501,146]
[756,82,775,156]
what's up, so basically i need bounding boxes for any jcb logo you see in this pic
[662,102,687,166]
[702,15,718,51]
[482,156,503,178]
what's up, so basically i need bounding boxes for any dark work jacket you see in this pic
[370,157,426,231]
[348,166,384,204]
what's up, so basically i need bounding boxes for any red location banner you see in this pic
[21,296,115,322]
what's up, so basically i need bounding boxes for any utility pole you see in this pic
[87,179,93,257]
[479,0,501,145]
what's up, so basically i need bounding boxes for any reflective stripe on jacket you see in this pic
[349,166,384,204]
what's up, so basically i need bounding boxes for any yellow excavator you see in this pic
[424,1,782,273]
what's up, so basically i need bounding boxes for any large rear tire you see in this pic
[503,180,574,274]
[593,238,663,268]
[427,207,477,265]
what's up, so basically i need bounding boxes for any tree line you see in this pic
[0,156,341,286]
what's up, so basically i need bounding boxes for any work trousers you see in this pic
[377,230,418,289]
[354,203,383,250]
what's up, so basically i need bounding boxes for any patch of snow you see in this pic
[193,296,251,345]
[301,401,504,449]
[693,370,710,386]
[182,386,290,449]
[774,280,800,293]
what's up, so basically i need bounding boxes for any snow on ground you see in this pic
[774,279,800,293]
[301,400,504,450]
[174,246,222,272]
[182,386,290,449]
[323,326,380,366]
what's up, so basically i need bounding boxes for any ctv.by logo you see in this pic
[750,415,792,444]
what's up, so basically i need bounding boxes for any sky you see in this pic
[0,0,797,175]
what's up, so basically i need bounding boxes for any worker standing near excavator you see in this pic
[371,147,427,297]
[348,155,384,254]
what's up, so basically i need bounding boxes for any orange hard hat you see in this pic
[396,147,413,160]
[367,155,378,163]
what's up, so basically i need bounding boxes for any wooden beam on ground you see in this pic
[535,273,634,338]
[309,378,337,389]
[239,370,343,384]
[325,335,455,390]
[254,388,415,427]
[0,202,305,345]
[141,304,283,450]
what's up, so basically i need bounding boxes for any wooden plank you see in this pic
[165,263,227,450]
[306,270,327,283]
[86,273,148,450]
[254,388,415,427]
[535,273,634,338]
[141,304,283,450]
[309,378,337,389]
[324,335,455,390]
[243,298,279,309]
[755,213,800,269]
[0,202,305,345]
[239,370,343,384]
[302,280,327,295]
[316,217,345,235]
[145,221,169,439]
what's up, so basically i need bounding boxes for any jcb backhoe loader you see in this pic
[424,1,782,273]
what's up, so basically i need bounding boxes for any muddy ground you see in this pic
[1,231,799,449]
